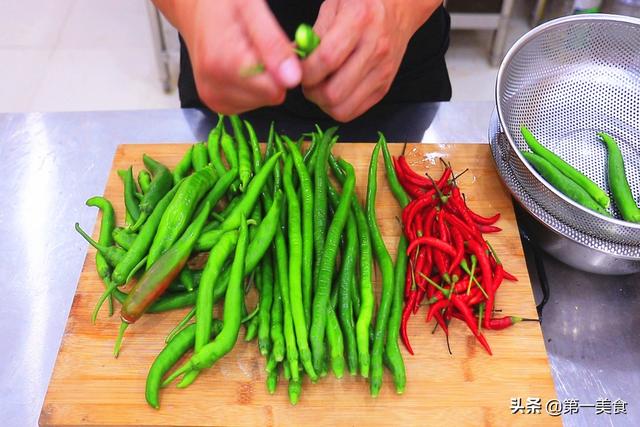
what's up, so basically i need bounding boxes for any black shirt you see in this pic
[178,3,451,121]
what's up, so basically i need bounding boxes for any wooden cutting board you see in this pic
[41,143,558,426]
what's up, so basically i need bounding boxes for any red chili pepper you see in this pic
[404,266,413,299]
[448,227,465,274]
[394,157,425,199]
[398,156,433,187]
[401,291,418,354]
[467,287,485,305]
[432,310,449,335]
[486,316,527,330]
[443,210,476,241]
[483,263,504,329]
[436,167,453,190]
[469,211,501,225]
[450,187,485,243]
[476,224,502,233]
[466,240,494,322]
[427,298,449,322]
[413,288,426,314]
[406,236,457,258]
[450,296,493,355]
[503,270,518,281]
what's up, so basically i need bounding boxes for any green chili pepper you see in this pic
[138,170,151,194]
[312,127,338,287]
[270,251,285,362]
[336,207,359,376]
[112,227,137,251]
[367,141,396,397]
[130,154,173,232]
[380,133,408,394]
[194,167,238,217]
[146,166,217,268]
[599,132,640,223]
[326,288,345,379]
[284,138,314,329]
[114,201,212,357]
[295,23,320,58]
[266,360,279,394]
[111,185,179,285]
[288,377,302,405]
[195,153,282,250]
[330,155,374,378]
[283,156,317,381]
[118,166,141,224]
[74,223,126,268]
[220,128,240,191]
[231,115,252,191]
[521,151,610,216]
[173,146,193,186]
[162,216,249,386]
[195,231,239,356]
[273,223,300,383]
[310,159,355,373]
[207,116,228,178]
[521,126,610,208]
[244,315,259,342]
[145,320,223,409]
[192,142,209,171]
[258,251,274,356]
[179,268,195,292]
[244,119,262,173]
[123,201,212,323]
[85,196,116,316]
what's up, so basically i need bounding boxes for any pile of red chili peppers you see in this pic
[394,155,526,356]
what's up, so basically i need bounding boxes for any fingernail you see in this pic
[278,57,301,88]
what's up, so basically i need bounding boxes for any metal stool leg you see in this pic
[145,2,172,93]
[490,0,515,67]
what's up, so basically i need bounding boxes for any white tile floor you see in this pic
[0,0,532,113]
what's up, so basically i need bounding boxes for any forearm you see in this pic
[387,0,442,37]
[151,0,192,32]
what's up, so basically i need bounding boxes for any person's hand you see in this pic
[301,0,440,122]
[174,0,302,114]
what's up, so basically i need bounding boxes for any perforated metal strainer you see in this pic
[496,14,640,247]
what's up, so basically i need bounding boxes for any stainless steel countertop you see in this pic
[0,103,637,426]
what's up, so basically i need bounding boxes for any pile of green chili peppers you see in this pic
[76,115,410,408]
[520,126,640,223]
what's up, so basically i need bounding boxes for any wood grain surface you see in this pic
[41,143,558,426]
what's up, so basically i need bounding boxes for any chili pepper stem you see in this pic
[91,279,120,324]
[419,272,450,297]
[128,212,148,233]
[75,223,112,255]
[125,255,148,284]
[165,307,196,343]
[113,321,129,358]
[161,361,195,388]
[485,240,502,265]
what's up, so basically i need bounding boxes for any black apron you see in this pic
[178,3,452,121]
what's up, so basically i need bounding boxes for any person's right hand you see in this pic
[175,0,302,114]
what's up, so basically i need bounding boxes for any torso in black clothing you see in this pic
[178,3,451,120]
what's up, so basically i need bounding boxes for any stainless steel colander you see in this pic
[496,14,640,247]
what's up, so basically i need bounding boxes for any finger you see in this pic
[196,40,286,113]
[238,0,301,88]
[312,68,389,122]
[301,2,372,87]
[303,34,379,108]
[312,0,338,37]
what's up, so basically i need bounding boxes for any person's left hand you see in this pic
[301,0,440,122]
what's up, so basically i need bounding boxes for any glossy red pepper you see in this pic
[469,210,501,225]
[406,236,457,258]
